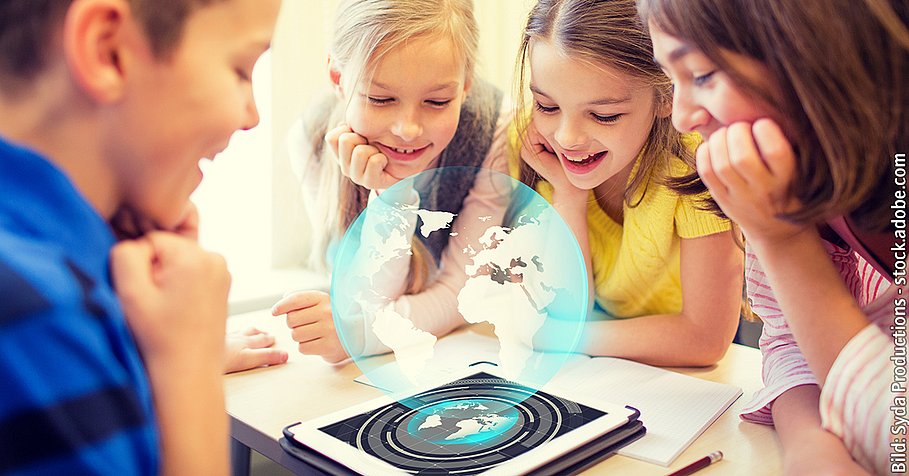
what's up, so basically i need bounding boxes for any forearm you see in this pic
[551,197,594,313]
[146,359,228,476]
[579,310,736,366]
[747,230,869,382]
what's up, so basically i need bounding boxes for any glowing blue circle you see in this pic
[330,166,588,408]
[406,399,519,445]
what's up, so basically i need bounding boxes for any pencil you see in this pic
[666,451,723,476]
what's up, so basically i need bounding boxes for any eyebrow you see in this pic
[529,84,631,106]
[654,44,692,67]
[372,81,460,93]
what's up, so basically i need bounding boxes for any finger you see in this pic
[289,309,332,335]
[272,290,327,315]
[364,153,389,187]
[349,144,380,183]
[244,348,289,367]
[225,348,288,373]
[707,127,749,193]
[110,239,157,299]
[324,123,351,157]
[726,122,772,186]
[242,332,276,349]
[337,132,368,175]
[696,142,725,197]
[752,118,797,181]
[240,327,264,337]
[297,336,347,362]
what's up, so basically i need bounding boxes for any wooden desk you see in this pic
[225,309,782,475]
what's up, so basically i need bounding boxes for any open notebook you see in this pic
[355,331,742,467]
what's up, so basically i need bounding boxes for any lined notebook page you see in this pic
[548,356,742,466]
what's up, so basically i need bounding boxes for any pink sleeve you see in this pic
[739,245,819,425]
[394,116,512,337]
[819,286,902,475]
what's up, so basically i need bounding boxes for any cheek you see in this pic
[430,110,461,148]
[345,105,384,140]
[708,83,767,125]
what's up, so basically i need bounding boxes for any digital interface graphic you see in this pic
[331,167,589,406]
[318,372,606,474]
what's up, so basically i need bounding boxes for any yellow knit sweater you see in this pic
[510,135,730,318]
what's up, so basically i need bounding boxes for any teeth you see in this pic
[392,147,416,154]
[564,152,601,162]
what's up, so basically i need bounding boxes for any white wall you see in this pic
[193,0,534,290]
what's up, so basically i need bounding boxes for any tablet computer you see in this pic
[283,365,639,475]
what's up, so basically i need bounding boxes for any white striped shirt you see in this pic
[739,233,903,475]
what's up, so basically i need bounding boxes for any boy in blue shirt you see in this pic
[0,0,281,473]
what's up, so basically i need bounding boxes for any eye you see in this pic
[368,96,394,105]
[534,101,559,114]
[693,71,716,87]
[591,113,622,124]
[425,99,452,108]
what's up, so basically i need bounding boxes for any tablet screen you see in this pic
[317,371,607,474]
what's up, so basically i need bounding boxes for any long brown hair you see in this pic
[638,0,909,231]
[510,0,718,220]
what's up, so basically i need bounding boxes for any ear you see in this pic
[62,0,132,103]
[327,55,344,98]
[655,90,672,119]
[462,74,472,101]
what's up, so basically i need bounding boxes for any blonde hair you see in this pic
[510,0,718,219]
[303,0,480,292]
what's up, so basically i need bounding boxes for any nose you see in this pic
[671,87,709,134]
[240,86,260,131]
[553,117,588,151]
[391,107,422,142]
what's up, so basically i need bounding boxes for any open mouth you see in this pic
[560,151,607,174]
[377,143,431,162]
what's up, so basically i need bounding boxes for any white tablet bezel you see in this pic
[287,364,635,475]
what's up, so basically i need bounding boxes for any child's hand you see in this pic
[272,290,350,364]
[110,232,231,371]
[224,327,288,374]
[110,202,200,241]
[697,119,806,245]
[520,121,587,203]
[326,123,399,191]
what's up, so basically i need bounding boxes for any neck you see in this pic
[593,157,637,223]
[0,70,119,220]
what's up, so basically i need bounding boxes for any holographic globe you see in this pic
[330,166,588,408]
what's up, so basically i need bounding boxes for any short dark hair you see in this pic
[0,0,222,88]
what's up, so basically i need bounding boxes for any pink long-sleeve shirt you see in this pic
[740,218,905,475]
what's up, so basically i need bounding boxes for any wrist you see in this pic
[744,225,821,254]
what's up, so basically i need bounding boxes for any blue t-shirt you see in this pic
[0,137,159,474]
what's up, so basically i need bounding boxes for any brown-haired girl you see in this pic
[510,0,744,366]
[642,0,908,473]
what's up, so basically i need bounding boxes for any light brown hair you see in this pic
[638,0,909,231]
[511,0,717,219]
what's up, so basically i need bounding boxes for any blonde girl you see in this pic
[273,0,510,362]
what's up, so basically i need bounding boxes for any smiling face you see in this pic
[338,34,469,180]
[528,39,660,191]
[114,0,280,228]
[649,23,777,141]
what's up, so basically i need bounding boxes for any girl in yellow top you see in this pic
[510,0,743,366]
